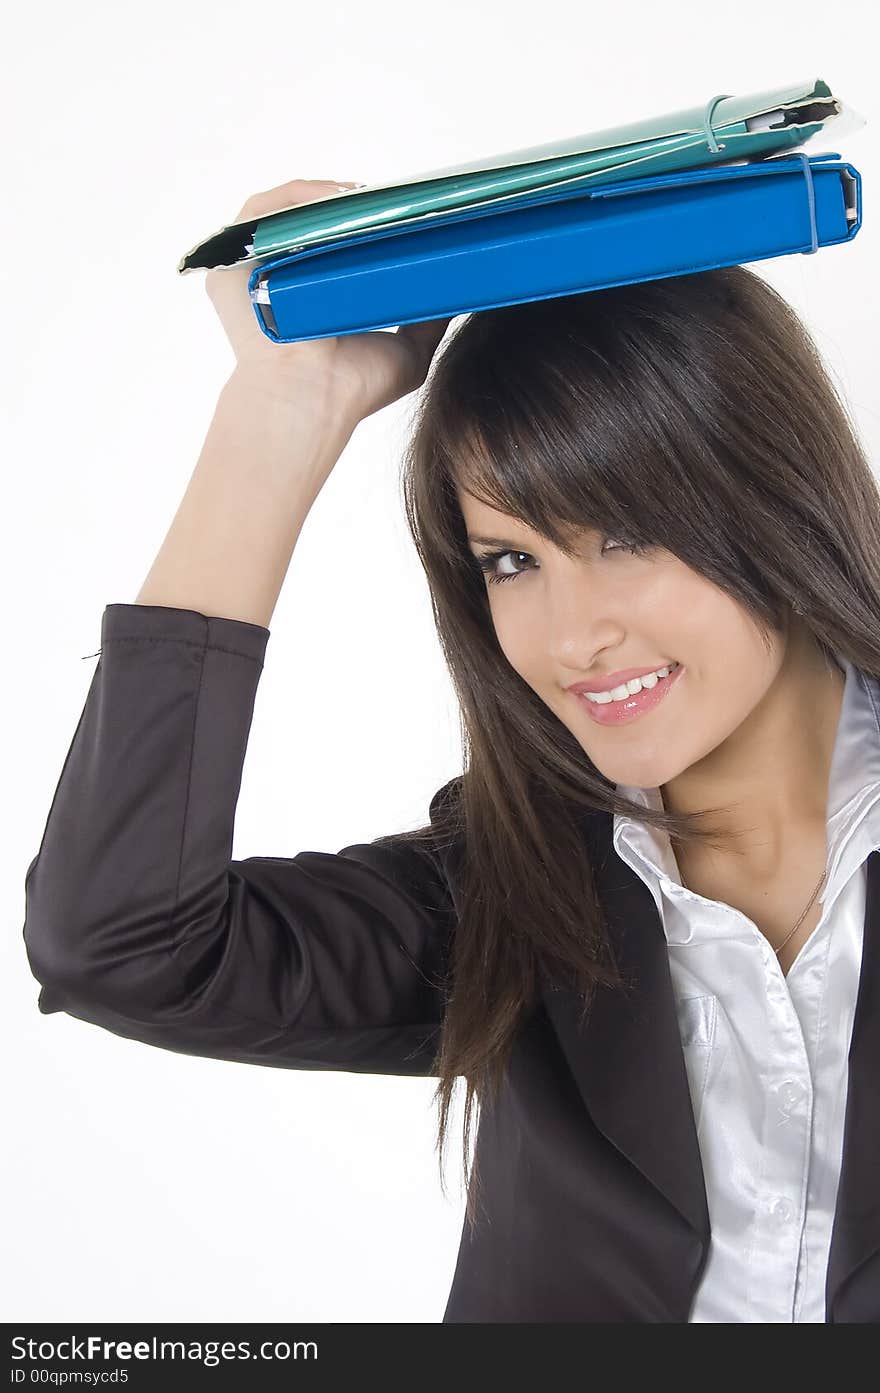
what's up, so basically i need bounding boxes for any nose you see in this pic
[544,571,626,672]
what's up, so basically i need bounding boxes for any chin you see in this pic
[592,746,687,790]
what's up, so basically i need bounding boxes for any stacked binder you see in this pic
[177,79,866,345]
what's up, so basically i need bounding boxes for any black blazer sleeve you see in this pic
[22,603,458,1077]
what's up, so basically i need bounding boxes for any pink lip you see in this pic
[566,662,679,695]
[573,662,685,727]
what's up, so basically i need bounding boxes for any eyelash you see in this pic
[474,539,642,586]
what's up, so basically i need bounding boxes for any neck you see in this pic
[660,621,845,881]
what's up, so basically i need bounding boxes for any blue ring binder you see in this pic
[590,150,824,254]
[247,153,860,344]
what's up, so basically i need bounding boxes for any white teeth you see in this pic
[583,662,679,704]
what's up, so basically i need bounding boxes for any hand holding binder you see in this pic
[205,177,453,417]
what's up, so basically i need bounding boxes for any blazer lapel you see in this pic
[825,846,880,1321]
[539,811,711,1248]
[538,814,880,1321]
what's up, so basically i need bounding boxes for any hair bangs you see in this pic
[433,298,707,560]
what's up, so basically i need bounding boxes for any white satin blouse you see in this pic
[612,651,880,1321]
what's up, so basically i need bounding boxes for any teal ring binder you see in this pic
[702,94,733,152]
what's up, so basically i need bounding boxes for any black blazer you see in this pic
[21,604,880,1322]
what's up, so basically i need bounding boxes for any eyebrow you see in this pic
[466,534,527,550]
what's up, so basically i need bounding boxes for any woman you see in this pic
[23,178,880,1322]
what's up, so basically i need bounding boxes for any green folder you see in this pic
[178,77,865,274]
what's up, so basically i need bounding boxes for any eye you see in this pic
[600,538,647,557]
[473,549,535,585]
[472,537,645,586]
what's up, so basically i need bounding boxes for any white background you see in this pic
[3,1,878,1323]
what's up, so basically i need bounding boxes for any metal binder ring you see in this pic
[702,93,733,153]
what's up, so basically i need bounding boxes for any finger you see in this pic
[209,180,364,331]
[233,179,364,223]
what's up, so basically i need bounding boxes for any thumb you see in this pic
[397,315,453,371]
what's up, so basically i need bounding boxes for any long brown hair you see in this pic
[373,265,880,1228]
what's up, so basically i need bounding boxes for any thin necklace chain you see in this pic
[774,868,827,956]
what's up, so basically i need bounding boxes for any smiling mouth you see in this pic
[579,661,681,703]
[573,661,685,726]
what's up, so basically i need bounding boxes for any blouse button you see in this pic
[777,1079,806,1111]
[771,1197,795,1223]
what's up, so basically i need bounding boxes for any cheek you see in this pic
[497,642,535,687]
[693,660,779,741]
[490,606,542,681]
[674,583,778,678]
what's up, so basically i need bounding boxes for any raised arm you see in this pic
[22,176,456,1076]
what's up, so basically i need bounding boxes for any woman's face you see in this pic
[457,487,793,792]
